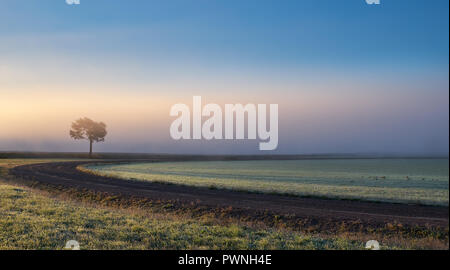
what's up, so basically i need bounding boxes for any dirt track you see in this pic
[10,161,449,229]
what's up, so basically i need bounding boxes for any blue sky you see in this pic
[2,0,449,72]
[0,0,448,154]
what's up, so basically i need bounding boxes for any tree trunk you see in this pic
[89,140,93,158]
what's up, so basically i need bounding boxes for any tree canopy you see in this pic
[70,117,107,156]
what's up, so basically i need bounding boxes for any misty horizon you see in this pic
[1,0,448,155]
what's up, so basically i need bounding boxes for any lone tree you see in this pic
[70,117,107,157]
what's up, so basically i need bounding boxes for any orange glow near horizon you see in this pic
[1,76,448,154]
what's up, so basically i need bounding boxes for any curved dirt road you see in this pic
[10,161,449,228]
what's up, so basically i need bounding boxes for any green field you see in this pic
[84,159,449,206]
[1,158,448,250]
[0,159,372,250]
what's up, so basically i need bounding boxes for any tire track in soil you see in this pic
[10,161,449,229]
